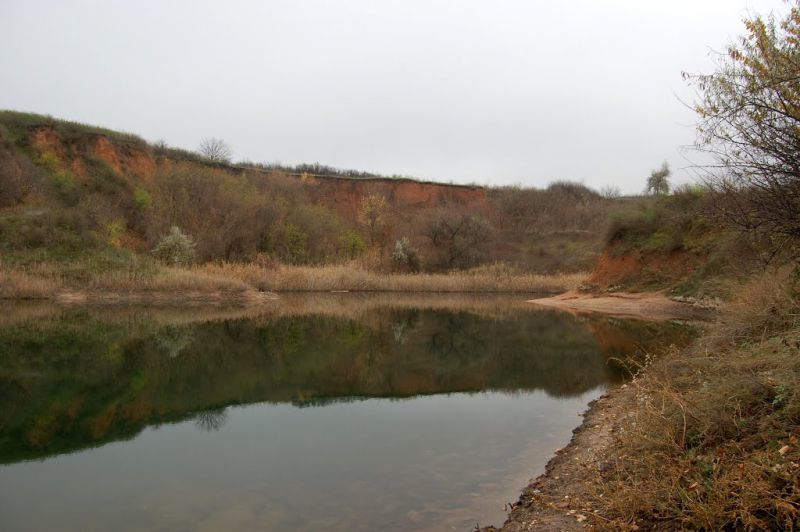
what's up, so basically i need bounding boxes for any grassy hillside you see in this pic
[0,110,627,296]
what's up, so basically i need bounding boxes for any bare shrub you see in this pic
[600,185,622,199]
[423,206,493,270]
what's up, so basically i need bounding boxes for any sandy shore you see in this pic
[528,290,711,321]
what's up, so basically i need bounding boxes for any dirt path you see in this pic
[528,290,711,321]
[482,387,634,531]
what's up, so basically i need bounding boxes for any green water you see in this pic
[0,295,695,531]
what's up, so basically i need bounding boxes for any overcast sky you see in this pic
[0,0,789,192]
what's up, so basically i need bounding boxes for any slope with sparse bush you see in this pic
[0,110,629,298]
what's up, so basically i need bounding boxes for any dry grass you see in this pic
[85,266,251,293]
[584,266,800,530]
[0,260,584,302]
[196,261,586,293]
[0,268,62,299]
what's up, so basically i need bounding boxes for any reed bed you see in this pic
[0,260,584,302]
[0,268,62,299]
[86,266,251,293]
[195,262,586,294]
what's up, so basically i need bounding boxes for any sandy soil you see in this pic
[528,290,711,321]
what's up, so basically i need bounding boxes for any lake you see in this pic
[0,295,695,531]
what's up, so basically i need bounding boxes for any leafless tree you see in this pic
[424,207,492,270]
[198,137,232,163]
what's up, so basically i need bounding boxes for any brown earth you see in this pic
[528,290,709,321]
[27,126,488,223]
[308,176,489,220]
[586,247,697,291]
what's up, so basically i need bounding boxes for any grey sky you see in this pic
[0,0,788,192]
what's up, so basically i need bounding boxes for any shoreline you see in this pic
[483,386,631,531]
[484,292,706,531]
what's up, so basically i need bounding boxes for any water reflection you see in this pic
[193,408,228,432]
[0,295,696,531]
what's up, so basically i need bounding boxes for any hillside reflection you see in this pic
[0,295,695,463]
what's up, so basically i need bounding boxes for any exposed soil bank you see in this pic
[528,290,712,321]
[482,387,633,531]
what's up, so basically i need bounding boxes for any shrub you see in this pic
[105,220,126,247]
[133,186,152,211]
[392,237,421,272]
[0,140,40,206]
[152,226,196,265]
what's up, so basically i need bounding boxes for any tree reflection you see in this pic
[154,325,195,358]
[194,407,228,432]
[0,303,696,463]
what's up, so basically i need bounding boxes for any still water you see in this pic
[0,295,695,531]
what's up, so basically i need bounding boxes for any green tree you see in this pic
[339,229,366,259]
[646,162,670,196]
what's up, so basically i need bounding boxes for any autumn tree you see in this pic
[358,194,388,247]
[687,2,800,259]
